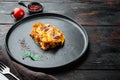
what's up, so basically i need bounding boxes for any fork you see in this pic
[0,63,20,80]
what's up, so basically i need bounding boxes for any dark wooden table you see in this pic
[0,0,120,80]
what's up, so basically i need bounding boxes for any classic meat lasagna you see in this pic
[30,22,65,50]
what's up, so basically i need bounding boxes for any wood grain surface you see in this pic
[0,0,120,80]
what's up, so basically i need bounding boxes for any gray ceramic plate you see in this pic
[5,13,88,69]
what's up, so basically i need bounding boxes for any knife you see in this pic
[0,73,9,80]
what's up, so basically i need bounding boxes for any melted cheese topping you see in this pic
[30,22,65,50]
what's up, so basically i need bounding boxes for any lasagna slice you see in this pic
[30,22,65,50]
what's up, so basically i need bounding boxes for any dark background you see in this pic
[0,0,120,80]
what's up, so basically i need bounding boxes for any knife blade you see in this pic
[0,73,9,80]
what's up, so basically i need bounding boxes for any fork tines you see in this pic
[0,62,6,70]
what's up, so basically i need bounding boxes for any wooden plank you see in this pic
[0,2,120,25]
[54,70,120,80]
[77,26,120,69]
[1,0,120,5]
[0,25,10,47]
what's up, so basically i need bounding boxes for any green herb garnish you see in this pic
[23,51,40,61]
[30,53,40,61]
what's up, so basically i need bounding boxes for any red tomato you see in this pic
[12,8,25,20]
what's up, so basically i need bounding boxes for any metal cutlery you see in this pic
[0,63,20,80]
[0,72,9,80]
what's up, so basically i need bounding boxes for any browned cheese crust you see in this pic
[30,22,65,50]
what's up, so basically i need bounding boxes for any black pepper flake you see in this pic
[19,38,30,51]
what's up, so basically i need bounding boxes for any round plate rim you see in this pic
[5,13,89,69]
